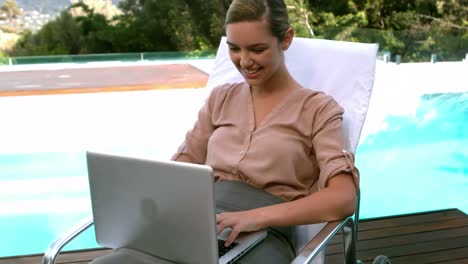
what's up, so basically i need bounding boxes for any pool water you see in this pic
[0,92,466,257]
[358,92,468,218]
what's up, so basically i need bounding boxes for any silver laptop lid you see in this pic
[86,151,219,264]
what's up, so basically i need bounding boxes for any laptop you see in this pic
[86,151,267,264]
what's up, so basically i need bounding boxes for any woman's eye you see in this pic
[229,47,240,52]
[251,48,265,53]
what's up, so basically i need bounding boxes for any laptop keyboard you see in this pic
[218,239,238,257]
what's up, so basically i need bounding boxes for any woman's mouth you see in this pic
[242,67,262,79]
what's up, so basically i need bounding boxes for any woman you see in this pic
[172,0,359,262]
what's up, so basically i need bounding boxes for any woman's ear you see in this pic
[281,27,294,50]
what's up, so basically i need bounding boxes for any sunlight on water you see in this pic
[357,92,468,218]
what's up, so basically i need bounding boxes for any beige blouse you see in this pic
[172,82,359,201]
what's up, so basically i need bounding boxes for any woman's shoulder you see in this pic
[300,88,344,123]
[211,82,247,93]
[298,87,343,112]
[208,82,248,102]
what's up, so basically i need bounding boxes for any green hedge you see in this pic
[0,57,9,65]
[8,51,217,65]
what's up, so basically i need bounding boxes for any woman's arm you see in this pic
[217,173,357,246]
[171,88,222,163]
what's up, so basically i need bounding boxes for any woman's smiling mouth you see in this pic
[242,67,262,78]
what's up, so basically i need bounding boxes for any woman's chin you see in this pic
[244,79,262,87]
[242,74,263,86]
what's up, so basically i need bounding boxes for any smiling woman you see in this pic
[225,20,292,93]
[225,0,293,94]
[166,0,360,263]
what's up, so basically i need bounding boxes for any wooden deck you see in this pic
[326,208,468,263]
[1,209,467,264]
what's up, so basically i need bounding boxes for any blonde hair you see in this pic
[225,0,290,42]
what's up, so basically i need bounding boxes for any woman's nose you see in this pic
[240,51,252,68]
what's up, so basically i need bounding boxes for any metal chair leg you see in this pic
[342,218,357,264]
[42,216,94,264]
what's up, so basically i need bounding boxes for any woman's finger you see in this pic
[225,227,241,246]
[216,213,224,224]
[216,213,234,234]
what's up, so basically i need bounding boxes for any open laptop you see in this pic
[86,151,267,264]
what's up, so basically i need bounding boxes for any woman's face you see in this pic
[226,20,288,89]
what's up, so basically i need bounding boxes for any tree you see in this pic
[183,0,226,48]
[114,0,201,51]
[286,0,315,37]
[69,2,116,53]
[9,0,467,61]
[12,11,81,56]
[305,0,467,62]
[0,0,22,21]
[69,0,122,21]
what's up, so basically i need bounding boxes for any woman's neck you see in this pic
[251,66,299,97]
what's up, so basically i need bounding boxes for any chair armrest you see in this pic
[291,216,353,264]
[42,215,94,264]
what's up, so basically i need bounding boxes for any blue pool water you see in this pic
[0,92,467,257]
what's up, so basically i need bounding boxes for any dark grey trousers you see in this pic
[214,180,296,263]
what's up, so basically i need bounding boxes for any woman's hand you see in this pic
[216,174,356,246]
[216,210,264,246]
